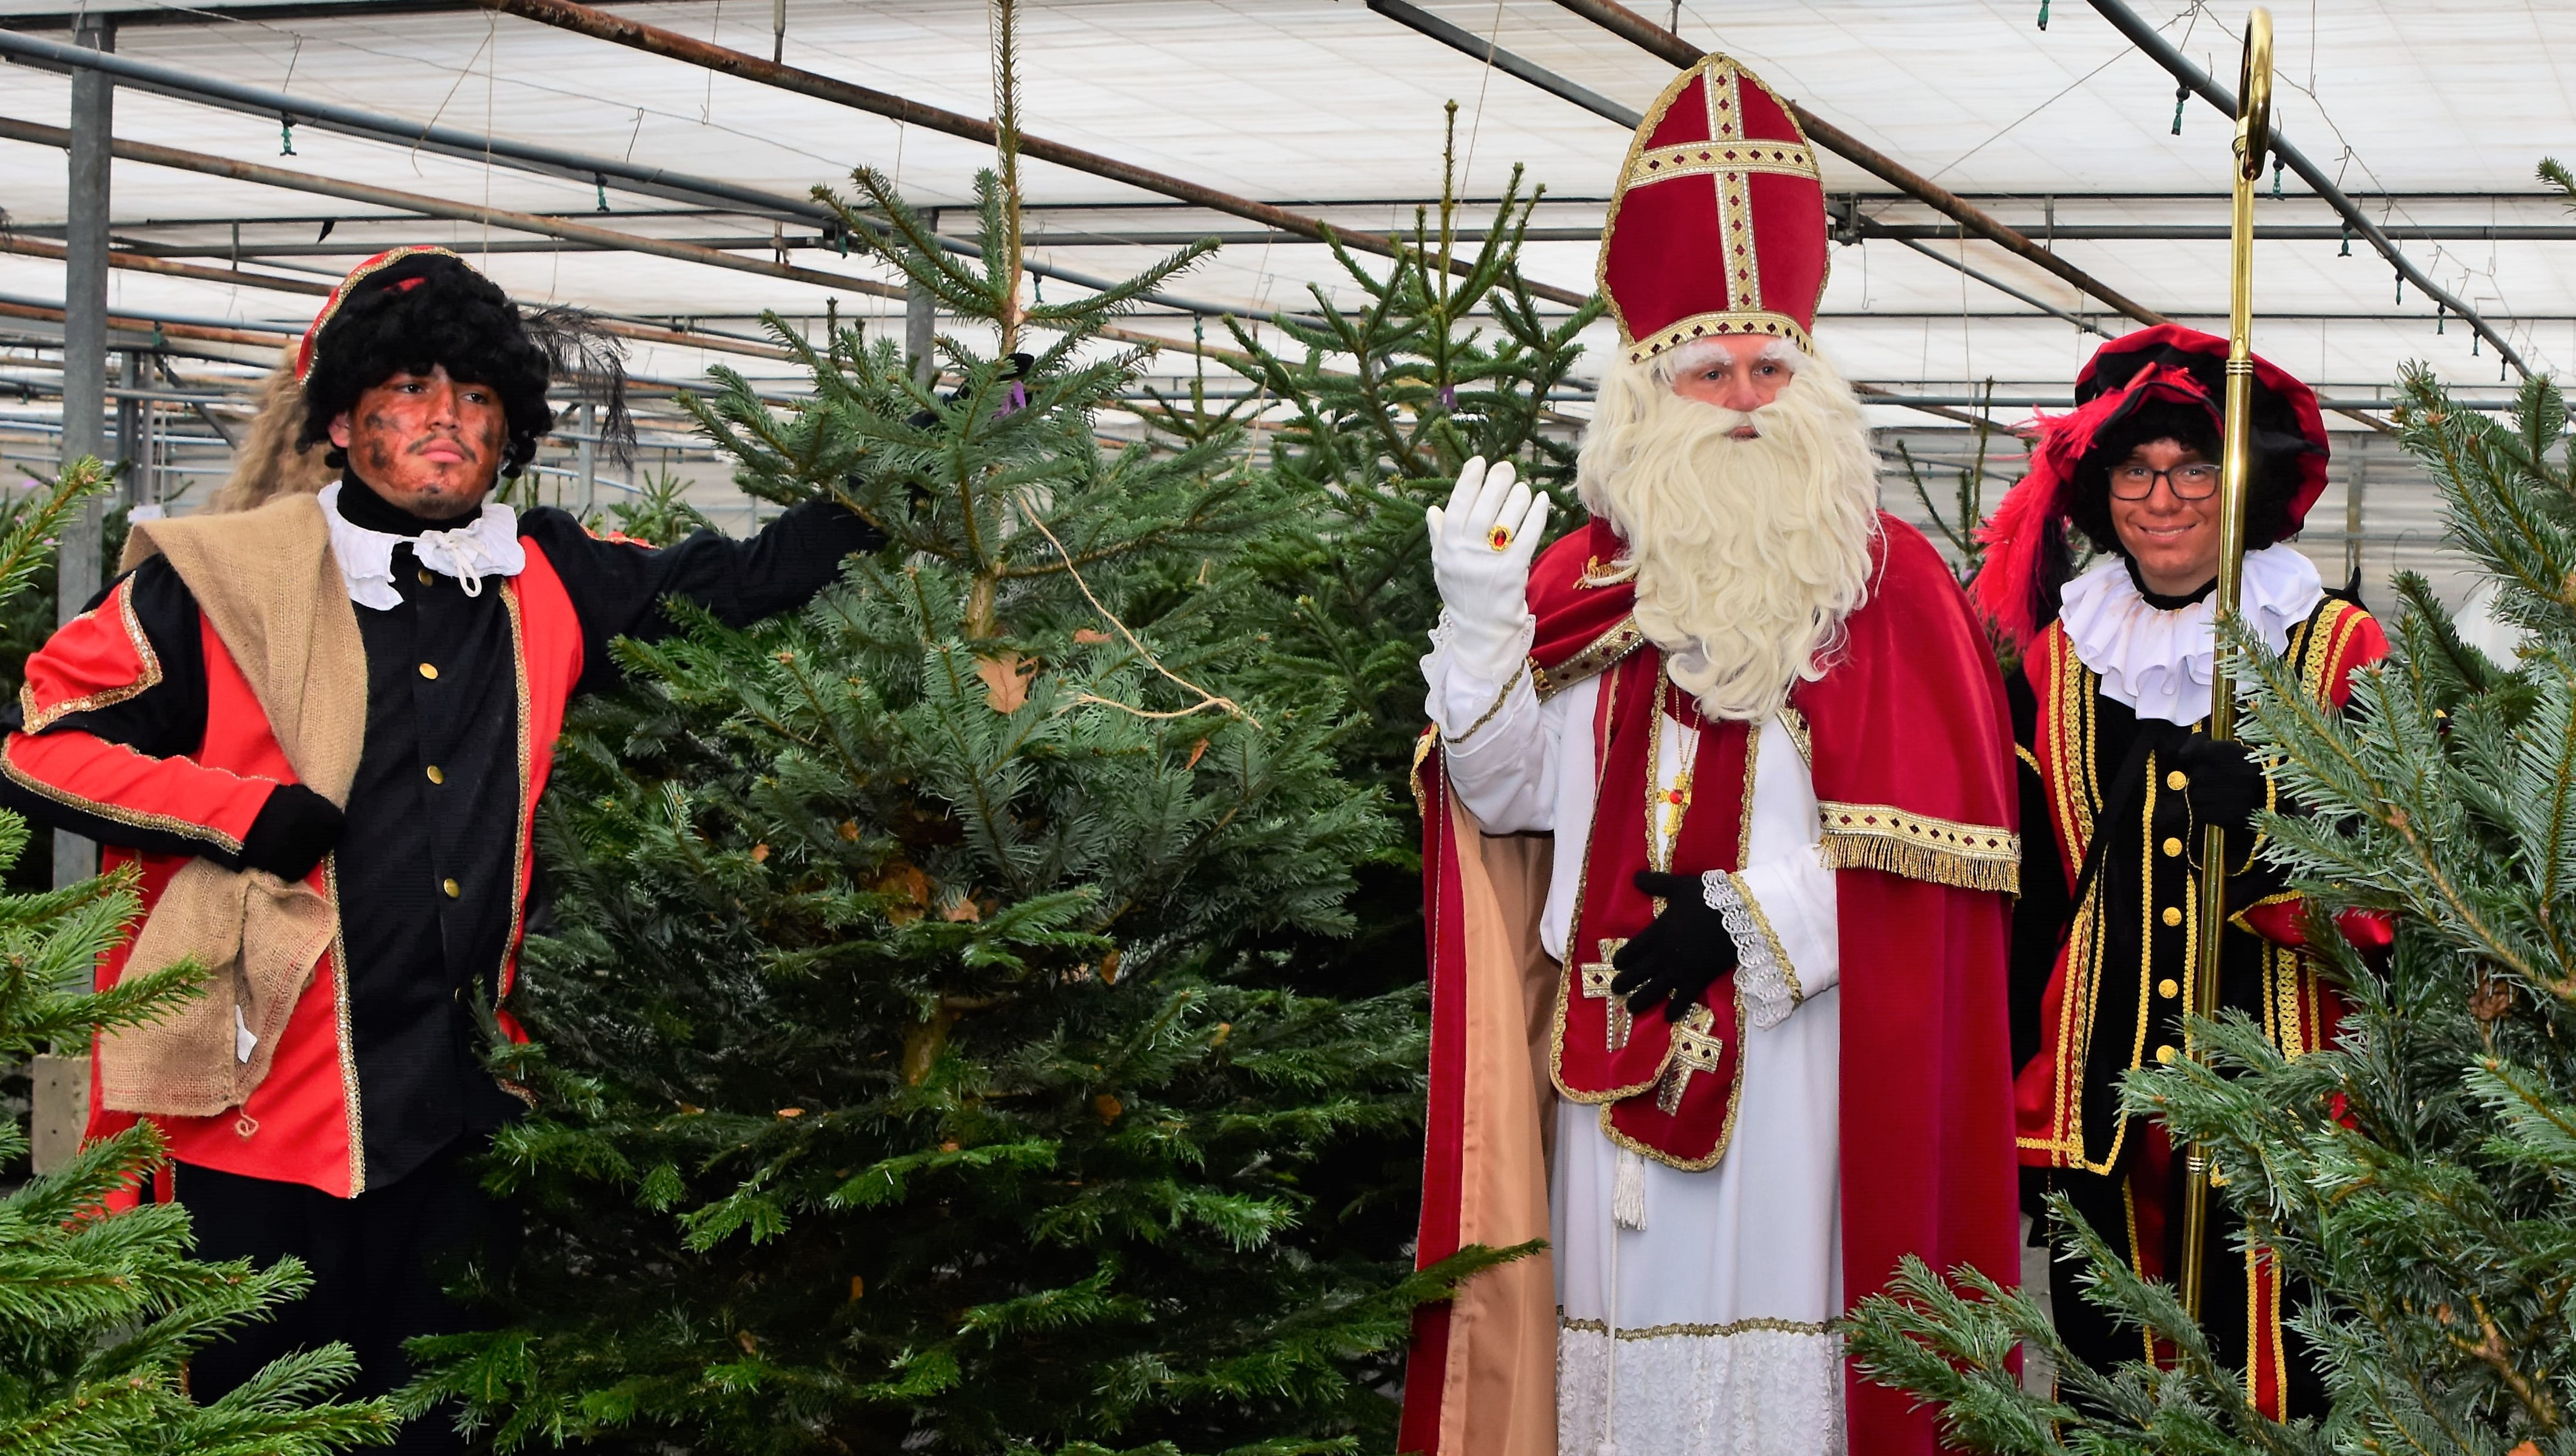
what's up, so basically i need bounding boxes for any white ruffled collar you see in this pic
[2058,544,2323,725]
[319,481,523,612]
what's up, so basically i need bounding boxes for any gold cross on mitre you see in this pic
[1654,1002,1727,1115]
[1578,938,1632,1051]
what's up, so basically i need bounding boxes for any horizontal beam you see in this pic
[1859,391,2505,413]
[1879,231,2110,337]
[1367,0,1640,124]
[0,296,286,347]
[471,0,1595,310]
[2084,0,2531,379]
[0,25,819,223]
[0,114,908,300]
[0,234,804,361]
[0,28,1285,321]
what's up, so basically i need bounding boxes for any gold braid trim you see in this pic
[1532,617,1648,701]
[1442,664,1528,747]
[1816,801,2019,894]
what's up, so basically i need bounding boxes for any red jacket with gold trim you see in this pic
[4,492,875,1197]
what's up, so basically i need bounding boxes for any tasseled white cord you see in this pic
[1601,1147,1648,1456]
[1613,1147,1649,1232]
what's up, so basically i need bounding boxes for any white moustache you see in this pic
[1677,400,1768,441]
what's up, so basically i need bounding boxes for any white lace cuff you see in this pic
[1704,870,1802,1030]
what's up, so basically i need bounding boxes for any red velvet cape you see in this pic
[1400,514,2023,1456]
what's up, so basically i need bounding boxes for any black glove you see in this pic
[2172,733,2266,833]
[1608,870,1740,1022]
[239,782,344,880]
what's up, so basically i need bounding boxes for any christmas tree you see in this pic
[1845,364,2576,1454]
[0,459,393,1455]
[398,18,1515,1452]
[1220,107,1601,791]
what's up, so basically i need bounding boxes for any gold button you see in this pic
[418,662,439,680]
[2161,906,2183,927]
[426,765,445,785]
[441,877,461,898]
[2158,978,2180,998]
[2167,770,2188,791]
[2156,1045,2178,1065]
[418,568,437,586]
[2161,836,2183,857]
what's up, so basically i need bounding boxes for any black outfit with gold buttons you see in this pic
[2008,585,2375,1413]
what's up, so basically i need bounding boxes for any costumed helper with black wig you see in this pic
[0,246,883,1451]
[1977,322,2391,1417]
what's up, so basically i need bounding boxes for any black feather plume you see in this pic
[523,305,635,470]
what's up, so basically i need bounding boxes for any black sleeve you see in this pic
[518,502,885,696]
[2004,669,2069,1078]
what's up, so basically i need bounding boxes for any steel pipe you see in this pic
[2085,0,2531,378]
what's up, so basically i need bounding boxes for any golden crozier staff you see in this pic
[2179,3,2274,1322]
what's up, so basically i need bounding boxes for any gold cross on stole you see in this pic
[1578,938,1632,1050]
[1655,1003,1727,1114]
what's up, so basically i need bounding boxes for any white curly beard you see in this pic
[1574,345,1882,723]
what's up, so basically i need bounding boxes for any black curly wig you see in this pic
[2063,349,2320,562]
[299,253,555,478]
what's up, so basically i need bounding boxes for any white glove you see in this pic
[1425,456,1551,683]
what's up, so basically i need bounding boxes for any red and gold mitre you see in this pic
[1597,53,1828,364]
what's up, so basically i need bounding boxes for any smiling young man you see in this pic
[0,247,878,1448]
[1974,324,2387,1414]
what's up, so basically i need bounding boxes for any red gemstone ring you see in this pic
[1487,523,1514,552]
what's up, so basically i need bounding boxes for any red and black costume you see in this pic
[1977,324,2388,1415]
[3,249,876,1438]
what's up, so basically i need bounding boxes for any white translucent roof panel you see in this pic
[0,0,2560,434]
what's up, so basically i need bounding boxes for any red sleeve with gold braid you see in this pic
[4,580,276,861]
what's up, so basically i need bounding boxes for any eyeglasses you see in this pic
[2109,461,2222,500]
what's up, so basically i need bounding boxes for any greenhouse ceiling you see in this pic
[0,0,2567,432]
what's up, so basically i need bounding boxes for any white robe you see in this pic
[1427,634,1849,1456]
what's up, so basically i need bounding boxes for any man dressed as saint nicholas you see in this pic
[1397,53,2024,1456]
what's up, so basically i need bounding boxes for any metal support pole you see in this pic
[56,17,112,888]
[114,351,141,506]
[2345,450,2367,591]
[577,401,597,517]
[907,209,938,388]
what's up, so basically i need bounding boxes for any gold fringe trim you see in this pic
[1816,802,2019,894]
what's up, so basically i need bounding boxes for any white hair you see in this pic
[1573,341,1881,722]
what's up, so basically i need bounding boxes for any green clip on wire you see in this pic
[2036,0,2049,29]
[595,175,609,213]
[279,116,296,156]
[2170,85,2187,136]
